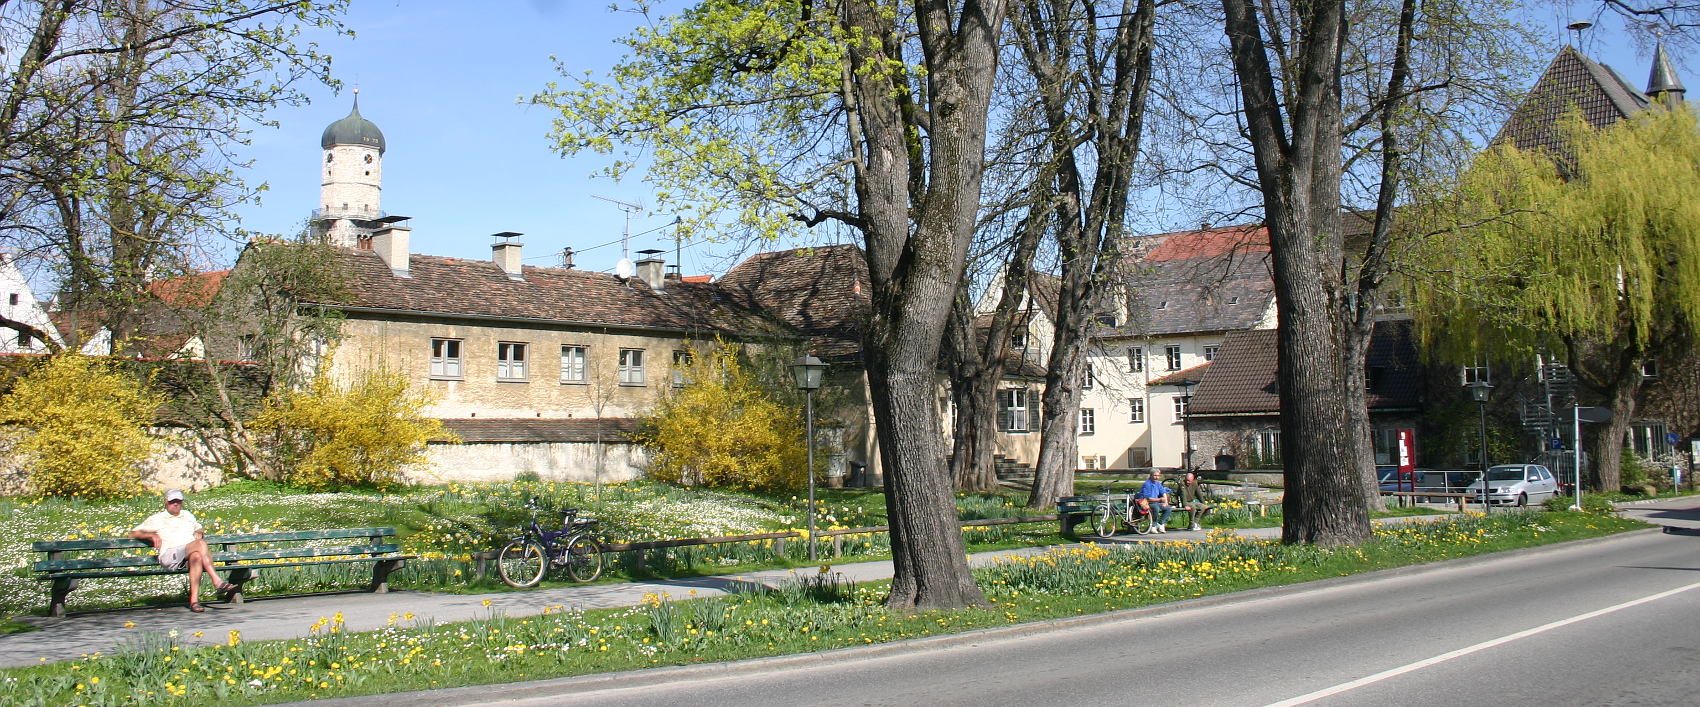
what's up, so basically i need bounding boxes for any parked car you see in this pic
[1465,464,1561,506]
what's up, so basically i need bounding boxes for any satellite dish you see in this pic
[615,258,635,279]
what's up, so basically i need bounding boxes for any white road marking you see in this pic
[1264,578,1700,707]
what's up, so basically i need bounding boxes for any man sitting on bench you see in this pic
[129,490,233,612]
[1136,471,1174,533]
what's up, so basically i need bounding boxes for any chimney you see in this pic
[492,232,524,280]
[371,224,411,277]
[636,248,666,291]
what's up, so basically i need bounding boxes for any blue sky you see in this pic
[226,1,1674,278]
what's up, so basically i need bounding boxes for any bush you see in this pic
[254,365,452,489]
[636,342,806,492]
[0,355,162,498]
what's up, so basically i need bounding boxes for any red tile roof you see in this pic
[1140,224,1270,262]
[1149,362,1212,386]
[146,271,230,309]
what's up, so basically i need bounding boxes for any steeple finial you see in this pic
[1647,41,1686,104]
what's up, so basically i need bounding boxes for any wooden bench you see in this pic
[32,527,414,617]
[1382,491,1472,513]
[1057,496,1199,537]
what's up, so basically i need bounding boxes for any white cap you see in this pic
[164,489,185,503]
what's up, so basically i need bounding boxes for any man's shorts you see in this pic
[159,545,189,570]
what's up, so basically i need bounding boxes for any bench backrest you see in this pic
[33,527,401,573]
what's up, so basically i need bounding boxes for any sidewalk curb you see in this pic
[304,526,1664,707]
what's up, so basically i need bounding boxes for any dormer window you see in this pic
[1157,301,1168,310]
[1010,330,1028,350]
[1228,296,1240,305]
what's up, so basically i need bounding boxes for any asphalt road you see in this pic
[361,498,1700,707]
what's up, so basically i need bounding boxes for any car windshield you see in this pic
[1486,467,1526,481]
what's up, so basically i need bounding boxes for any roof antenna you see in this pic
[1567,20,1593,49]
[592,194,643,276]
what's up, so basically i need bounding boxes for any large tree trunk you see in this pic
[1570,335,1650,492]
[1222,0,1371,545]
[846,0,1007,610]
[946,290,1001,492]
[1019,0,1156,509]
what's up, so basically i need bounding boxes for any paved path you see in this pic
[0,510,1439,668]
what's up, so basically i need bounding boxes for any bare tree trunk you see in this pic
[1222,0,1371,545]
[1570,335,1650,492]
[846,0,1007,610]
[1017,0,1157,509]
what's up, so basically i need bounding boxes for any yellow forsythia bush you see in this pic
[637,343,806,492]
[0,355,161,498]
[254,366,452,489]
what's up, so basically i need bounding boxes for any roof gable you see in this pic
[1495,46,1650,153]
[716,244,870,357]
[1188,321,1419,415]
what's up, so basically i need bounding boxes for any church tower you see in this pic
[313,91,386,247]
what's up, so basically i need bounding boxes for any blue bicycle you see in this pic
[497,502,604,587]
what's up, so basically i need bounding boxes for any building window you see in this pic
[1095,312,1118,327]
[1228,296,1240,305]
[1203,345,1219,362]
[1010,329,1028,350]
[7,294,17,305]
[1128,347,1143,372]
[1157,301,1168,310]
[1165,345,1182,371]
[1172,394,1188,420]
[1256,429,1282,466]
[497,342,528,381]
[1079,408,1096,435]
[1083,363,1096,390]
[560,345,587,383]
[1128,398,1145,423]
[430,338,463,379]
[1641,359,1659,378]
[673,350,693,387]
[998,389,1034,433]
[1083,455,1107,470]
[619,348,646,385]
[1460,360,1490,386]
[16,328,31,348]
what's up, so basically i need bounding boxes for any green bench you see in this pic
[32,527,413,617]
[1057,496,1199,537]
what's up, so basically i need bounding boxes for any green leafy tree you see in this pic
[253,364,451,490]
[0,355,162,498]
[0,1,349,352]
[638,343,808,492]
[1409,107,1700,492]
[536,0,1007,609]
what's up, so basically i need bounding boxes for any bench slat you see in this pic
[35,543,402,572]
[40,554,416,581]
[32,527,399,552]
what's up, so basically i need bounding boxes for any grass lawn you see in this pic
[0,509,1645,705]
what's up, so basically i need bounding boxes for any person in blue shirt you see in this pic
[1135,471,1174,533]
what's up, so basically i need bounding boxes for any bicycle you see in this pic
[497,501,605,587]
[1090,480,1158,538]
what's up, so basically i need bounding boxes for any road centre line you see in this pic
[1263,578,1700,707]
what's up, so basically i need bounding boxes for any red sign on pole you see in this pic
[1397,429,1416,475]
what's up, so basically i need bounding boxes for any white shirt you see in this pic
[134,509,202,549]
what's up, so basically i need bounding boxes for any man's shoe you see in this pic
[1190,523,1202,531]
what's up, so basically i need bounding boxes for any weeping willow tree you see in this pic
[1410,106,1700,491]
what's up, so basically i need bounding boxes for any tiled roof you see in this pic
[1027,271,1063,322]
[715,244,870,358]
[314,249,791,339]
[1105,255,1274,337]
[438,417,638,443]
[147,271,229,309]
[1149,362,1211,386]
[1494,46,1649,153]
[1139,225,1269,262]
[1187,321,1419,415]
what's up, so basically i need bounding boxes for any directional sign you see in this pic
[1574,406,1613,424]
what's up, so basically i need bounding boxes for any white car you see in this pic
[1467,464,1561,506]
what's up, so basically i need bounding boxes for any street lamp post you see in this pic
[1467,380,1493,512]
[790,354,826,561]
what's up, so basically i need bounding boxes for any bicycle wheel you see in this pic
[497,539,547,588]
[1091,503,1118,538]
[562,536,604,583]
[1130,510,1154,535]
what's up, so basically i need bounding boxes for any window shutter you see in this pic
[1029,396,1041,431]
[997,390,1012,432]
